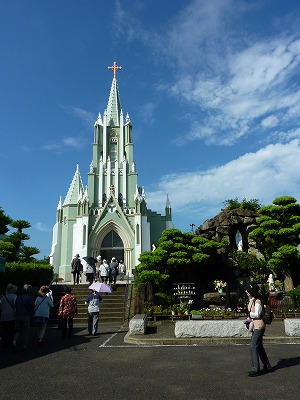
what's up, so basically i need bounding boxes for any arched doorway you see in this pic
[101,230,124,262]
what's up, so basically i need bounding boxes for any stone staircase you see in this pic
[49,283,128,325]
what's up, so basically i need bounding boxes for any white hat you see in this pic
[96,255,101,261]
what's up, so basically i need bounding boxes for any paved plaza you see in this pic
[0,322,300,400]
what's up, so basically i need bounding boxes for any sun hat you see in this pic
[6,283,18,294]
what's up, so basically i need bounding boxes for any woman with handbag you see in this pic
[245,283,272,377]
[34,285,54,346]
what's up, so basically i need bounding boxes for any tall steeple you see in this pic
[106,61,123,126]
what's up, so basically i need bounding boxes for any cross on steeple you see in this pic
[108,61,122,78]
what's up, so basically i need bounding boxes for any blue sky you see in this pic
[1,0,300,258]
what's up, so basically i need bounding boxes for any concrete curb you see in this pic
[124,332,300,346]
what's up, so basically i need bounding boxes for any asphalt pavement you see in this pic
[1,320,300,400]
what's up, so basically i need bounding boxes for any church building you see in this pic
[50,62,173,280]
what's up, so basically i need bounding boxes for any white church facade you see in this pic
[50,62,173,281]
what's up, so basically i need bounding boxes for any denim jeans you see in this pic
[250,328,270,372]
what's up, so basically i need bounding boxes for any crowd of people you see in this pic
[71,254,126,286]
[0,282,103,350]
[0,283,54,350]
[0,254,127,350]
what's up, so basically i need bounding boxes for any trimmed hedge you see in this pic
[0,262,53,294]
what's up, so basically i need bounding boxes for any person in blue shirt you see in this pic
[34,285,54,346]
[85,290,102,336]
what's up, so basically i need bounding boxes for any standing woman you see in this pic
[71,254,82,285]
[85,290,102,336]
[34,285,54,346]
[245,283,272,377]
[100,259,110,283]
[85,261,96,285]
[13,284,34,350]
[58,286,77,338]
[0,283,18,349]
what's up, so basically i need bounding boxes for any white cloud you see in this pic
[261,115,279,128]
[42,136,87,152]
[62,137,85,149]
[138,102,156,125]
[61,105,95,127]
[146,140,300,224]
[168,35,300,146]
[35,222,51,232]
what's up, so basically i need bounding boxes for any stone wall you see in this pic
[196,208,262,258]
[175,320,251,338]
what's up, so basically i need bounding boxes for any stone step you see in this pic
[49,283,129,325]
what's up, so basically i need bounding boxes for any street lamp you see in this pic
[190,223,195,233]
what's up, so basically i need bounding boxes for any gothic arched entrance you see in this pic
[100,230,124,262]
[91,221,133,275]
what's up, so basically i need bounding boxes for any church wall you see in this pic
[147,210,170,246]
[141,215,151,253]
[59,205,78,281]
[49,221,62,274]
[72,215,89,265]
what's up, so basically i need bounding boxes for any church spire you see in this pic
[106,61,123,126]
[63,164,84,206]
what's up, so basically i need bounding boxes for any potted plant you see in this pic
[191,310,203,320]
[199,308,214,319]
[153,305,163,315]
[171,305,178,316]
[223,308,236,319]
[214,279,227,294]
[212,308,224,319]
[143,302,154,316]
[177,302,189,316]
[294,308,300,318]
[284,309,294,318]
[273,309,284,319]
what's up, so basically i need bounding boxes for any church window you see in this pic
[83,225,87,246]
[102,231,123,248]
[110,143,117,163]
[118,193,123,207]
[110,130,117,142]
[103,193,107,204]
[136,224,140,245]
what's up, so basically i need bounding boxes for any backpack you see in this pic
[262,303,273,325]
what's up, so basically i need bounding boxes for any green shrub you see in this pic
[287,286,300,308]
[0,262,53,293]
